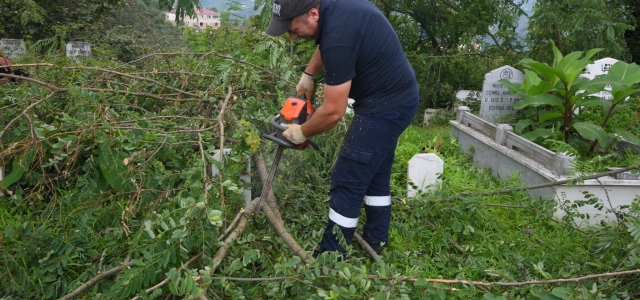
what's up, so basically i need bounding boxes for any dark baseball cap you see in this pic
[265,0,317,36]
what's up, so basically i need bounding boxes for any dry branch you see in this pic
[216,87,234,212]
[201,269,640,288]
[59,261,136,300]
[253,152,283,220]
[0,73,201,102]
[379,268,640,287]
[218,208,245,242]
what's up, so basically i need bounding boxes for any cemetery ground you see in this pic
[1,54,639,299]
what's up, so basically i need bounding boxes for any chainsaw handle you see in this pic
[270,115,320,150]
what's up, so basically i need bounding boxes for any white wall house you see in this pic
[164,8,221,29]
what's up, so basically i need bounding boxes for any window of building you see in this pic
[200,22,203,26]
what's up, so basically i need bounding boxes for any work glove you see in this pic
[282,124,307,144]
[296,72,315,99]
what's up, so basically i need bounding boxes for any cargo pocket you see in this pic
[338,145,372,164]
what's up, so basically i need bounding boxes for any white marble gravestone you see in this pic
[66,42,92,58]
[0,39,27,57]
[479,66,524,123]
[407,153,443,198]
[581,57,620,101]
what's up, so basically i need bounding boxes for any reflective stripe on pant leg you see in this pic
[363,196,392,250]
[363,195,391,206]
[319,210,359,253]
[329,208,359,227]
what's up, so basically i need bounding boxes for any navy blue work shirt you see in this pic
[315,0,419,114]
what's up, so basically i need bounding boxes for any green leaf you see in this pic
[573,122,608,147]
[551,287,571,299]
[557,51,583,72]
[574,95,602,108]
[612,88,640,103]
[96,143,133,191]
[520,60,566,84]
[621,131,640,146]
[414,278,428,286]
[514,94,565,111]
[539,111,563,123]
[531,290,562,300]
[608,61,640,85]
[498,79,523,95]
[515,119,536,133]
[522,129,555,141]
[1,149,36,189]
[524,69,542,88]
[580,75,623,94]
[550,41,563,67]
[284,256,301,268]
[4,226,15,238]
[573,48,605,71]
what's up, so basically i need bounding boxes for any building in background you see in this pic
[163,8,221,29]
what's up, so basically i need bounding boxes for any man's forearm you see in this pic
[301,105,343,137]
[305,47,324,75]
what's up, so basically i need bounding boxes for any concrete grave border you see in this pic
[450,106,639,224]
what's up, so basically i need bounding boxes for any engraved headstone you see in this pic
[0,39,27,57]
[455,90,480,104]
[65,42,91,58]
[581,57,620,101]
[479,66,525,123]
[423,108,438,127]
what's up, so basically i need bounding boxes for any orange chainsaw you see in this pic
[255,88,319,217]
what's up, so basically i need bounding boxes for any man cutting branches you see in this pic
[265,0,419,256]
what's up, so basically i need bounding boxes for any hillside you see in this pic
[200,0,260,19]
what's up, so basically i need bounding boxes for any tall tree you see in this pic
[376,0,525,54]
[526,0,634,63]
[624,0,640,64]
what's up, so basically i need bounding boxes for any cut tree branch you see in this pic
[59,261,136,300]
[353,232,379,262]
[375,268,640,287]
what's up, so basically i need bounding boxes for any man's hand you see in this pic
[296,72,315,98]
[282,124,306,144]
